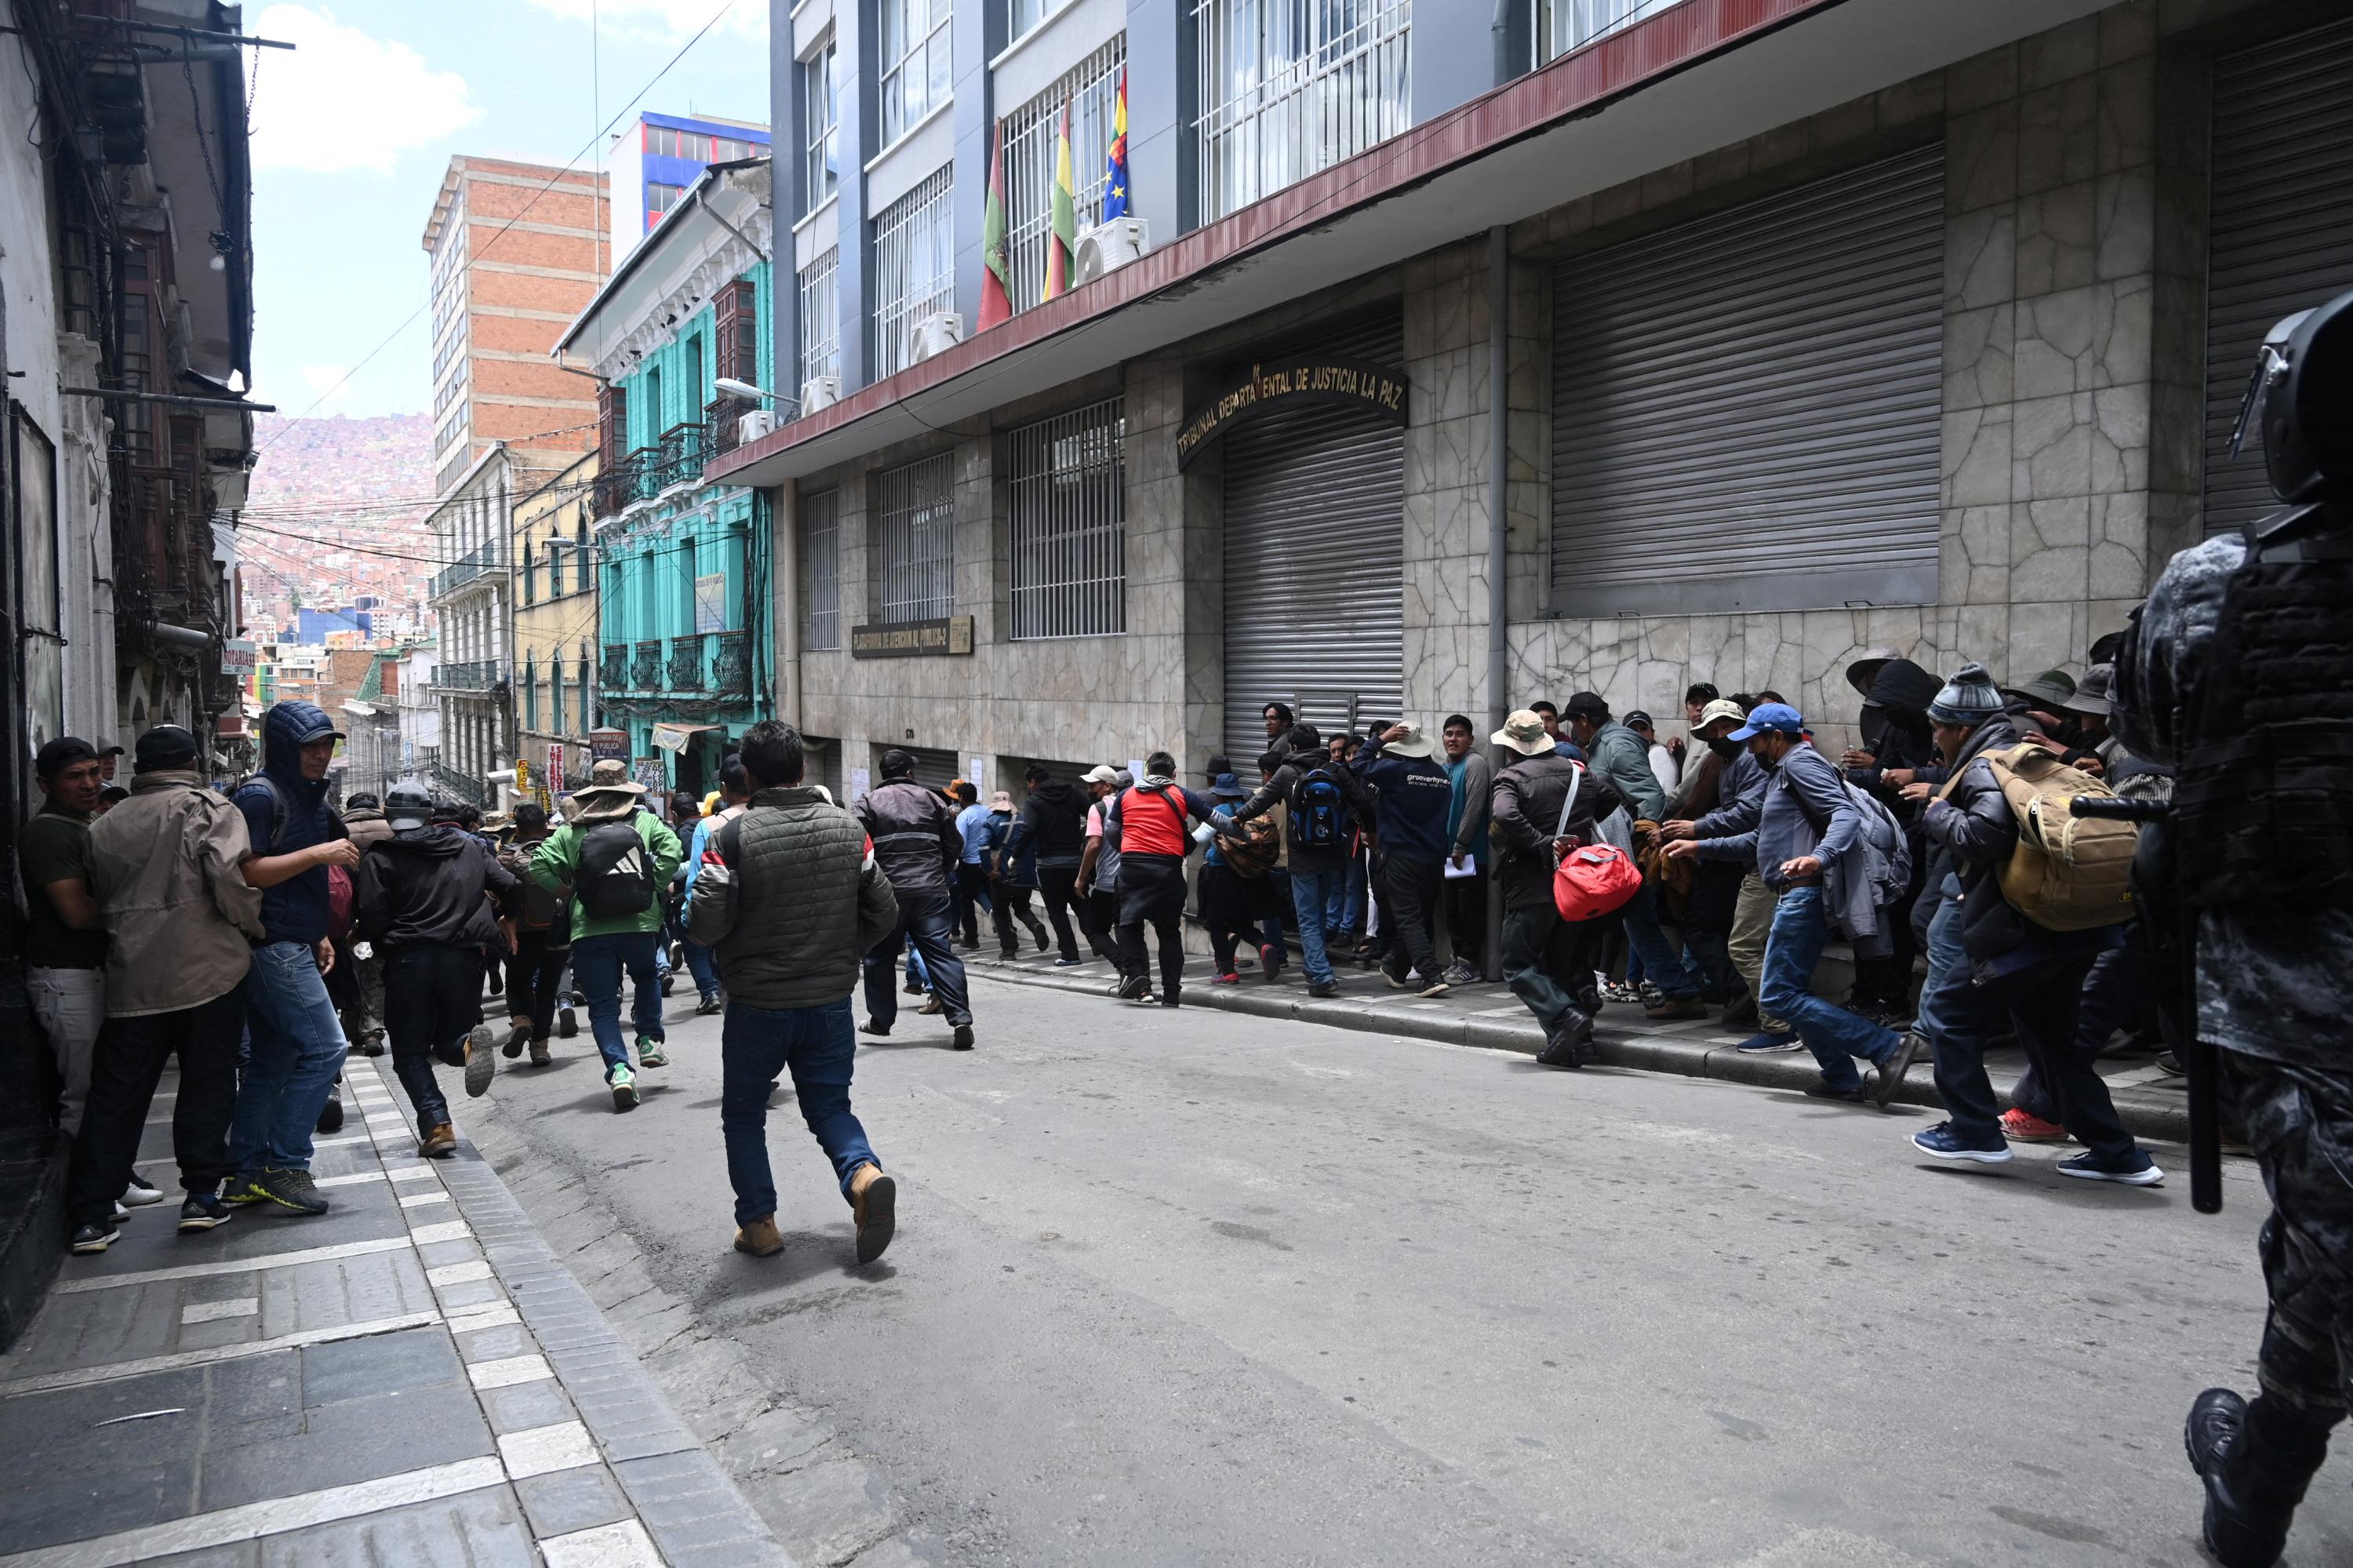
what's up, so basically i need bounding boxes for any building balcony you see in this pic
[630,641,663,692]
[429,541,505,602]
[598,418,722,523]
[706,395,756,457]
[601,644,631,693]
[665,638,705,693]
[430,762,486,806]
[712,630,751,697]
[434,658,502,693]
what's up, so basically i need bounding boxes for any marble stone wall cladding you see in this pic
[1493,2,2188,749]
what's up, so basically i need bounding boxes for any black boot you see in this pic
[2186,1389,2333,1568]
[1535,1008,1595,1069]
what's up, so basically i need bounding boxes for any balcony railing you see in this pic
[434,658,502,692]
[713,631,751,697]
[665,638,705,693]
[706,395,756,457]
[429,541,504,601]
[630,640,663,691]
[600,644,631,692]
[595,416,724,521]
[430,762,487,806]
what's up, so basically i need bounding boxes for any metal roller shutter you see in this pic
[2205,20,2353,537]
[1221,314,1406,761]
[1549,144,1945,617]
[874,744,960,792]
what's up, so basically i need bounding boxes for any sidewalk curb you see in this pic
[962,956,2192,1146]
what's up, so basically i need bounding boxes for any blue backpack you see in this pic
[1291,767,1351,852]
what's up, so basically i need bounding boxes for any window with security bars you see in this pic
[876,456,955,623]
[1007,398,1126,638]
[1195,0,1409,223]
[1538,0,1679,63]
[802,488,842,649]
[879,0,952,147]
[1004,38,1126,314]
[874,171,953,377]
[800,249,840,387]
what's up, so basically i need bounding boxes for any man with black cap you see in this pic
[1896,664,2159,1182]
[855,748,973,1046]
[226,700,362,1217]
[1563,691,1706,1020]
[67,726,267,1252]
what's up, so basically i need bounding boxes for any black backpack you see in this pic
[1291,768,1352,851]
[576,815,656,919]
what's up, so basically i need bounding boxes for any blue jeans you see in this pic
[231,940,347,1176]
[1758,886,1901,1092]
[720,997,877,1226]
[681,938,722,1000]
[1290,870,1344,984]
[862,893,969,1028]
[1326,856,1367,938]
[571,930,665,1079]
[1620,879,1699,1001]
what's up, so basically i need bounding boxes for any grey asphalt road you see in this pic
[461,970,2350,1568]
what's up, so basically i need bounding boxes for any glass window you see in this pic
[872,169,953,377]
[801,40,838,213]
[799,249,840,388]
[1195,0,1411,222]
[647,180,686,222]
[878,0,952,147]
[1006,398,1125,638]
[1538,0,1677,63]
[1010,0,1069,38]
[875,456,953,624]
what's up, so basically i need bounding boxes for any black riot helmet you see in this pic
[2231,286,2353,506]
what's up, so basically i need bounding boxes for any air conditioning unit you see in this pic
[798,376,841,413]
[1075,218,1150,284]
[911,311,965,364]
[736,409,778,446]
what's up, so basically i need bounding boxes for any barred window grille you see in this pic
[874,169,954,377]
[876,455,955,623]
[800,249,841,387]
[1007,398,1126,638]
[1003,38,1126,314]
[878,0,953,147]
[1194,0,1410,223]
[1537,0,1679,64]
[803,488,842,649]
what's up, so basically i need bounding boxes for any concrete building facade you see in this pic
[713,0,2353,795]
[512,452,602,800]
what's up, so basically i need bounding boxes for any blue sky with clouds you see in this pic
[246,1,769,420]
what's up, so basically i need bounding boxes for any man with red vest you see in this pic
[1103,751,1220,1006]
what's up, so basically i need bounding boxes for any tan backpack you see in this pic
[1952,742,2138,931]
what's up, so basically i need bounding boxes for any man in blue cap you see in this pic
[1666,700,1915,1104]
[227,701,362,1217]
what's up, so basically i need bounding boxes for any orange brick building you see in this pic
[421,157,611,494]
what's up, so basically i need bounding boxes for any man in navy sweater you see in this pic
[1351,722,1458,997]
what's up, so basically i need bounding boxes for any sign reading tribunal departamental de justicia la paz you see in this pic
[1175,355,1410,471]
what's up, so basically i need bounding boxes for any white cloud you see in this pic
[523,0,762,41]
[249,6,483,174]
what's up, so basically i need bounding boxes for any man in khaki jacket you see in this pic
[66,725,267,1253]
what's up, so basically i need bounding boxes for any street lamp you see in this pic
[714,377,780,403]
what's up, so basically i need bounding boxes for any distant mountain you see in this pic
[242,414,438,637]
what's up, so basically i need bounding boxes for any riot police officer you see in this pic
[2114,287,2353,1568]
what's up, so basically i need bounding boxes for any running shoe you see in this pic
[464,1023,496,1097]
[609,1064,640,1112]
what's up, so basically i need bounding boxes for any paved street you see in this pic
[462,970,2351,1568]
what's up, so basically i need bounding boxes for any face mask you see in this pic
[1706,736,1741,760]
[1755,744,1783,772]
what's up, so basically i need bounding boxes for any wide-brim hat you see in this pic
[2001,668,2078,711]
[1492,709,1555,757]
[1844,649,1900,700]
[2060,664,2114,716]
[1384,723,1437,760]
[584,759,647,794]
[1210,772,1249,799]
[1693,698,1747,733]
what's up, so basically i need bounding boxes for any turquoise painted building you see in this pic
[557,159,778,801]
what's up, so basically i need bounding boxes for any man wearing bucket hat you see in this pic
[529,759,683,1111]
[1665,700,1915,1103]
[1349,721,1457,996]
[1489,709,1631,1065]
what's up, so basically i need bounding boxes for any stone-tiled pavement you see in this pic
[0,1055,792,1568]
[964,936,2192,1143]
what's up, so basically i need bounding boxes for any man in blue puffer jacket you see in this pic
[228,701,362,1217]
[1351,722,1458,997]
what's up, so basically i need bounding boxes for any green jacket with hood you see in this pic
[528,795,682,941]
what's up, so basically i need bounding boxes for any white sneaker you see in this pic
[120,1170,166,1206]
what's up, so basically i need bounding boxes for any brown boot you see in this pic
[503,1021,530,1057]
[733,1215,784,1257]
[419,1123,456,1158]
[529,1038,552,1067]
[846,1162,896,1264]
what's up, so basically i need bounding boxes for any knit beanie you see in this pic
[1927,662,2004,726]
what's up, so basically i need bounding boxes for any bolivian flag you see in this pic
[1103,65,1129,222]
[1044,96,1076,300]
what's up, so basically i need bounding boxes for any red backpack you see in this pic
[1549,764,1642,922]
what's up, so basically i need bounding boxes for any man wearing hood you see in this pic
[1840,657,1941,1026]
[1896,664,2160,1182]
[334,793,394,1054]
[1350,722,1457,997]
[1217,724,1375,999]
[856,749,974,1046]
[227,701,362,1218]
[1104,751,1220,1005]
[1004,766,1089,963]
[65,726,267,1253]
[355,783,520,1155]
[529,759,684,1110]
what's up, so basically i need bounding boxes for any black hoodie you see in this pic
[1849,658,1944,805]
[355,825,520,949]
[1005,779,1089,868]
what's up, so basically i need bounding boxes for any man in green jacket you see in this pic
[530,759,682,1111]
